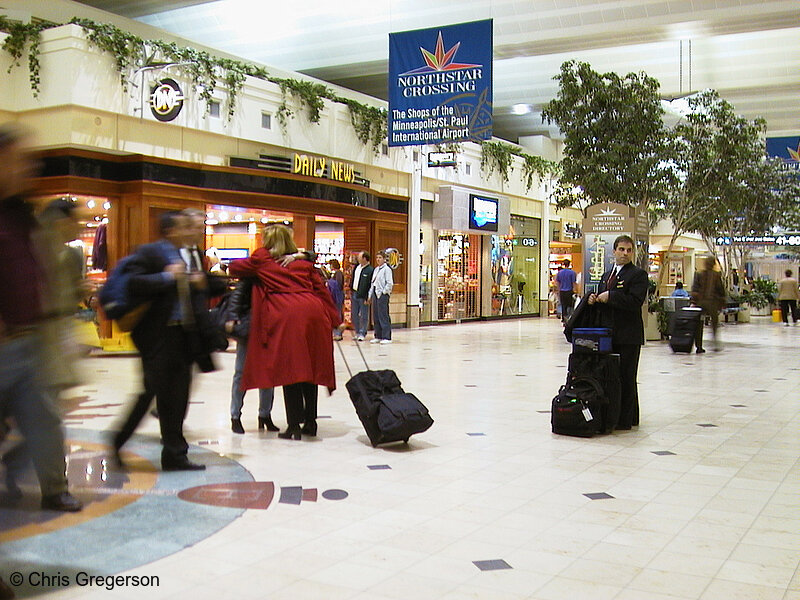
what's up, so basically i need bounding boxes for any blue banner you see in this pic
[388,19,492,147]
[767,136,800,171]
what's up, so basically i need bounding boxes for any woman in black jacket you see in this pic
[226,278,278,433]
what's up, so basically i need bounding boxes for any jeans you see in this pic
[372,293,391,340]
[231,340,274,419]
[0,334,68,496]
[351,294,369,337]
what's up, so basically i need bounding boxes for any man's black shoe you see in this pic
[162,459,206,472]
[109,447,128,471]
[696,348,706,354]
[41,492,83,512]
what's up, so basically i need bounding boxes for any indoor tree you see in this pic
[541,60,674,211]
[667,90,800,289]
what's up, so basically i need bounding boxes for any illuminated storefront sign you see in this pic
[149,78,184,122]
[715,233,800,246]
[292,154,355,183]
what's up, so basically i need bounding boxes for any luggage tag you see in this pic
[581,402,593,422]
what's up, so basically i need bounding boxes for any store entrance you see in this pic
[203,205,346,273]
[436,232,481,321]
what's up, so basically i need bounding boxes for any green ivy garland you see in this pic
[0,17,387,152]
[0,16,50,96]
[434,143,463,154]
[480,140,559,190]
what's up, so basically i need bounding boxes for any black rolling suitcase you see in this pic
[338,341,433,447]
[669,306,702,353]
[551,352,621,436]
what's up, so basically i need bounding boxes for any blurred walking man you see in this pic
[0,124,82,511]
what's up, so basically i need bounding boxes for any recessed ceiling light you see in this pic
[510,103,533,115]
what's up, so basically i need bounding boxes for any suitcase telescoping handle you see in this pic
[335,339,371,378]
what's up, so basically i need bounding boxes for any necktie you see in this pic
[606,267,618,291]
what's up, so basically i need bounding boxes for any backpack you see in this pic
[98,254,149,332]
[551,376,607,437]
[326,276,345,307]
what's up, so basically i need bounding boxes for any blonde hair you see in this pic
[262,224,297,258]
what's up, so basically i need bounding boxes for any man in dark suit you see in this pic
[349,251,374,341]
[587,235,648,430]
[112,212,225,471]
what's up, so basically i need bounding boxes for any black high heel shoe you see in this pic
[258,416,279,432]
[300,422,317,436]
[231,418,245,434]
[277,427,301,440]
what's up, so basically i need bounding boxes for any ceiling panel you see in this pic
[72,0,800,141]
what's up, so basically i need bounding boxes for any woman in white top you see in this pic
[368,250,394,344]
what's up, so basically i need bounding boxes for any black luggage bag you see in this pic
[551,352,621,436]
[338,342,433,447]
[669,306,702,353]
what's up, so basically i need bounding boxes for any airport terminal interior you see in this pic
[1,318,799,600]
[1,0,800,599]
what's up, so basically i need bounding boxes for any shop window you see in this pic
[437,233,480,320]
[261,112,272,129]
[491,215,541,316]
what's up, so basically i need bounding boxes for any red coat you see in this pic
[228,249,342,392]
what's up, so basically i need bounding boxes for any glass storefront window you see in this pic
[491,216,541,316]
[437,232,480,320]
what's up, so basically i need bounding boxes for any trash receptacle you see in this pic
[772,308,782,322]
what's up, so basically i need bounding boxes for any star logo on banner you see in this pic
[401,32,481,75]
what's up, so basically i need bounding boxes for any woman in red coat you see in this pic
[228,225,342,440]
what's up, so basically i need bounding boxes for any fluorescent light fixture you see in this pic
[510,103,533,115]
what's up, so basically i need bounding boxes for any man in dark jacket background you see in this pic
[350,251,374,341]
[587,235,648,430]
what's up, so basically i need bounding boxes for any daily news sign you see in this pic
[388,19,493,147]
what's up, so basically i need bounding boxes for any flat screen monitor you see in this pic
[216,248,249,262]
[469,194,498,232]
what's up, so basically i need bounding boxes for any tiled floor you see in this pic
[2,316,799,599]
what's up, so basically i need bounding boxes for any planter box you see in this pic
[645,311,662,341]
[749,305,773,317]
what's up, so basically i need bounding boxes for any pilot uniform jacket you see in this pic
[596,262,649,345]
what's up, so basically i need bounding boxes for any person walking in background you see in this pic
[368,250,394,344]
[225,278,278,434]
[327,259,345,340]
[350,251,373,341]
[228,225,342,441]
[671,281,690,298]
[587,235,648,430]
[691,256,726,353]
[555,259,578,323]
[777,269,799,326]
[0,124,82,511]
